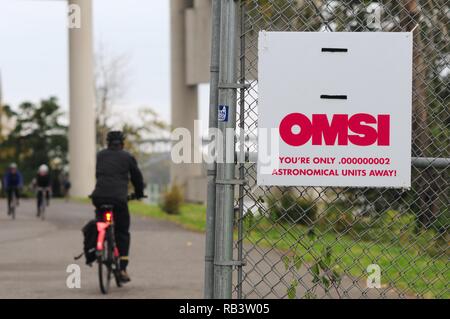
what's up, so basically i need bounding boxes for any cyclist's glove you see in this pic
[135,191,144,199]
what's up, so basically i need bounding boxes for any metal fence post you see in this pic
[214,0,239,299]
[236,0,246,300]
[204,0,221,299]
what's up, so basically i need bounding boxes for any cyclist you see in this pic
[63,175,71,202]
[34,164,51,215]
[3,163,23,214]
[91,131,144,283]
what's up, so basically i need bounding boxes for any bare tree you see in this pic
[94,45,170,157]
[122,107,170,157]
[94,45,130,148]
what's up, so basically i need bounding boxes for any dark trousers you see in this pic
[92,197,130,270]
[37,189,50,210]
[7,187,19,208]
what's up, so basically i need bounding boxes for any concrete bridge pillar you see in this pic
[68,0,96,197]
[170,0,203,194]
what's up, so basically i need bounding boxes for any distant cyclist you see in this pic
[62,174,71,202]
[33,164,51,215]
[3,163,23,214]
[91,131,145,283]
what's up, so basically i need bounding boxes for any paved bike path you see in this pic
[0,199,204,298]
[0,199,407,299]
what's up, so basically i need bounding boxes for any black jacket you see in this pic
[36,174,51,188]
[91,148,144,202]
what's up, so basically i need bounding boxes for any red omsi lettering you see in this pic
[279,113,390,146]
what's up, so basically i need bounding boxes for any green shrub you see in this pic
[318,207,355,234]
[267,189,317,225]
[160,183,184,215]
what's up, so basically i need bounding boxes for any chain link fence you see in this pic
[230,0,449,299]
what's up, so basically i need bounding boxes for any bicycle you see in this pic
[37,187,50,220]
[7,188,18,220]
[95,193,145,294]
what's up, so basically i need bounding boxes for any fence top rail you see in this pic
[410,157,450,169]
[240,152,450,169]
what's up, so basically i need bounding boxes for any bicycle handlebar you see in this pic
[127,194,148,201]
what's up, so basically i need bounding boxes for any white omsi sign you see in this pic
[257,32,413,188]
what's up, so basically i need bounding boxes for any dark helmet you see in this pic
[106,131,125,145]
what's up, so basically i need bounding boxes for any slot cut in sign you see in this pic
[257,32,413,188]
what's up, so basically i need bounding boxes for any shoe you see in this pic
[119,270,131,283]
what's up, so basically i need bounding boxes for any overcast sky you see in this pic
[0,0,209,126]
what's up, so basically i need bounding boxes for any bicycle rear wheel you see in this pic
[98,230,113,294]
[113,255,123,288]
